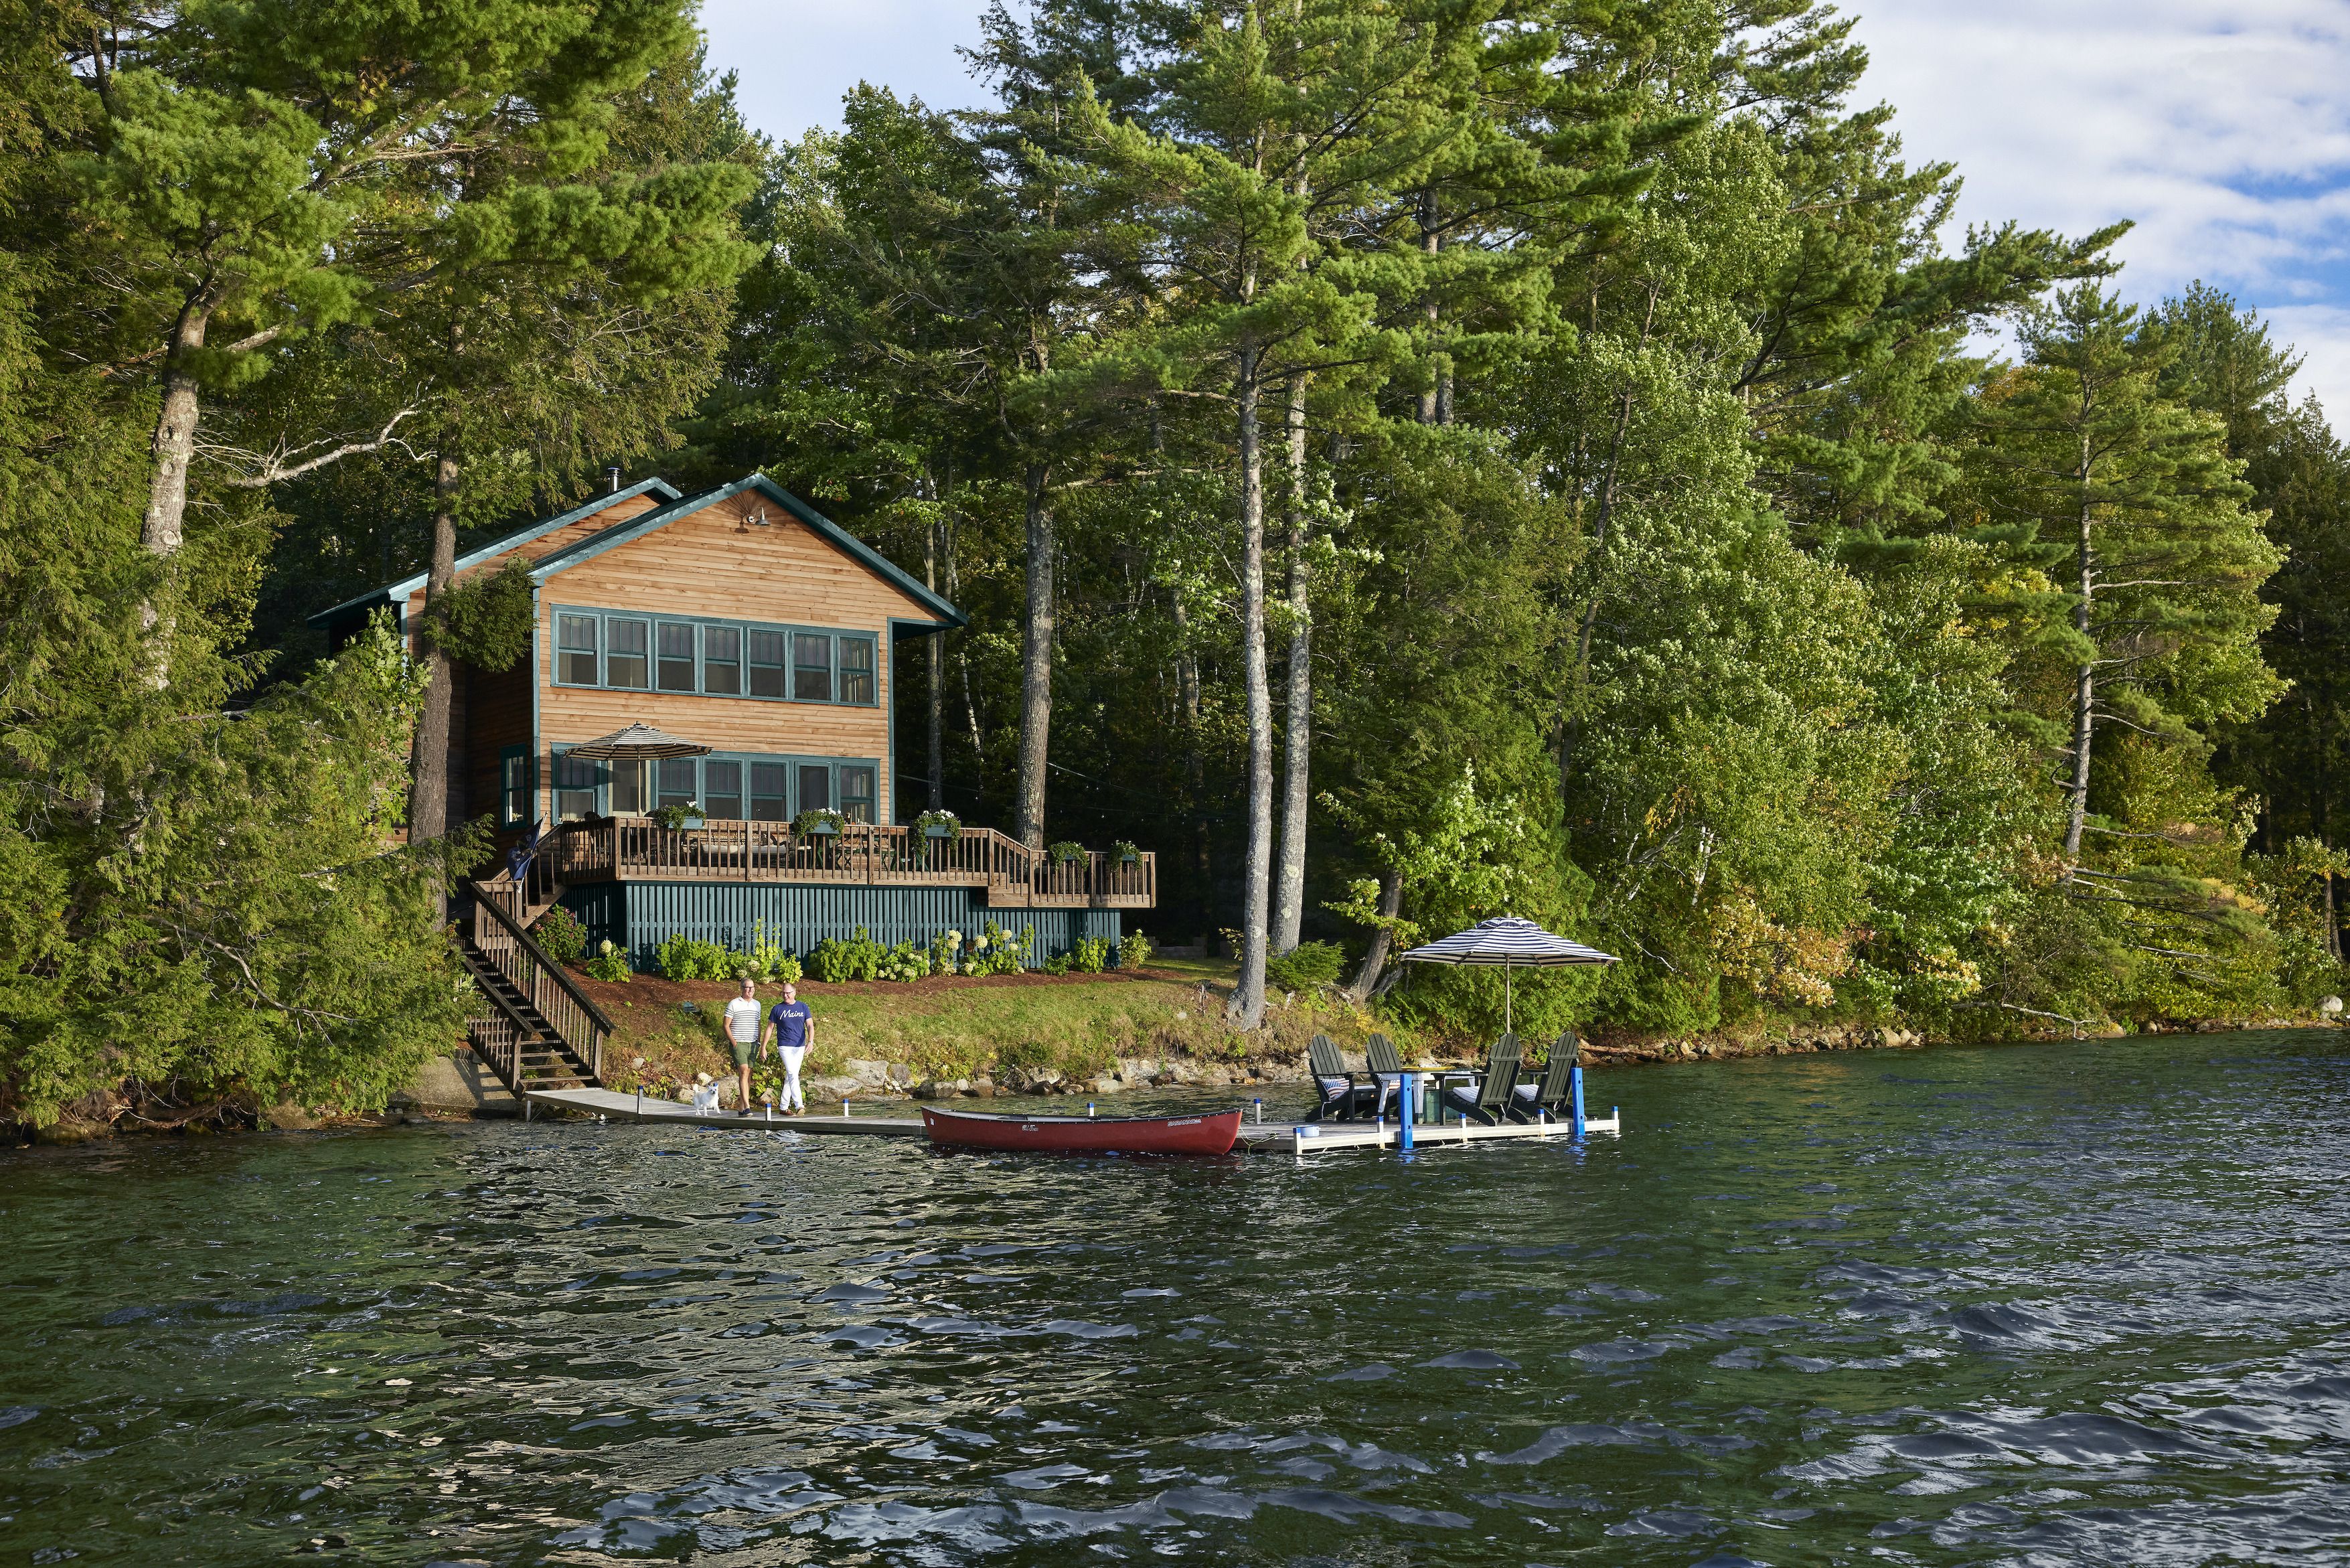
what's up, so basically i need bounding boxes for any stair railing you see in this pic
[465,969,537,1093]
[465,879,615,1084]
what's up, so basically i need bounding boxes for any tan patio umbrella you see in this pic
[564,722,711,760]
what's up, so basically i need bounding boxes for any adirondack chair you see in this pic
[1441,1032,1522,1125]
[1363,1032,1407,1120]
[1507,1030,1579,1123]
[1307,1034,1360,1122]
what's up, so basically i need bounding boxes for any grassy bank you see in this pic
[578,957,1392,1099]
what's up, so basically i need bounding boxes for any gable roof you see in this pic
[529,473,967,629]
[305,477,682,631]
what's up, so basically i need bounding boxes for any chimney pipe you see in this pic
[607,464,621,494]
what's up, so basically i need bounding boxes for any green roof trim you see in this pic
[526,473,967,629]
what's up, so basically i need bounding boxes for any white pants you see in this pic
[777,1045,806,1110]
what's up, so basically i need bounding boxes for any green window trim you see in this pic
[545,746,879,824]
[548,605,880,708]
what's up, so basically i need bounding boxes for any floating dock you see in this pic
[522,1087,1620,1155]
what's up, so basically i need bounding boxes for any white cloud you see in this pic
[1849,0,2350,410]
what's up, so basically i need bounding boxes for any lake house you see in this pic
[313,473,1154,990]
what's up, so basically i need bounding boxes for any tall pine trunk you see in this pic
[1227,343,1271,1028]
[2063,437,2096,865]
[926,516,945,812]
[1015,462,1054,848]
[408,451,461,861]
[143,295,216,558]
[1272,372,1311,953]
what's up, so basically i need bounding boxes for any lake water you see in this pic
[5,1030,2349,1565]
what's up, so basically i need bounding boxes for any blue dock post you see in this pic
[1570,1065,1586,1138]
[1399,1072,1415,1153]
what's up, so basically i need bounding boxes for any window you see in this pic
[838,637,876,705]
[607,618,649,689]
[793,632,832,701]
[797,763,831,813]
[703,759,742,820]
[751,762,789,821]
[703,625,740,695]
[609,758,645,815]
[657,621,696,692]
[554,750,597,821]
[657,757,698,812]
[747,629,786,698]
[557,615,598,685]
[499,746,532,827]
[841,764,876,823]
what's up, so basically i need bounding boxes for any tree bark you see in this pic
[1273,372,1312,953]
[1227,345,1272,1029]
[1015,463,1054,848]
[1417,189,1442,425]
[408,451,461,857]
[925,516,945,812]
[2063,440,2096,866]
[1172,595,1210,948]
[143,295,215,558]
[1342,869,1403,1004]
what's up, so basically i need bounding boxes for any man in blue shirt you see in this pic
[759,981,817,1115]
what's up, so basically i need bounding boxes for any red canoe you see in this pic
[921,1104,1243,1156]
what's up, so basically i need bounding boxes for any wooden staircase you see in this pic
[459,877,614,1099]
[457,935,598,1091]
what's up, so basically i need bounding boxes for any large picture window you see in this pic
[704,759,743,819]
[841,764,876,823]
[657,757,697,811]
[554,751,598,821]
[750,762,788,821]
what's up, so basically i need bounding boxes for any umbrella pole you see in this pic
[1505,960,1513,1035]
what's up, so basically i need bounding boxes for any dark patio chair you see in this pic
[1441,1032,1522,1126]
[1364,1032,1407,1120]
[1307,1034,1360,1122]
[1507,1030,1579,1123]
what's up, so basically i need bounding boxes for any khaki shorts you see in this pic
[730,1040,759,1068]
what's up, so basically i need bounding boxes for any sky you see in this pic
[699,0,2350,418]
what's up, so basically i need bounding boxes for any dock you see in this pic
[523,1087,1621,1154]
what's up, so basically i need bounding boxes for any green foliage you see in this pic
[1071,937,1111,975]
[915,809,962,839]
[795,808,845,836]
[532,905,589,963]
[1264,941,1344,993]
[584,941,633,983]
[1119,930,1153,970]
[809,927,884,984]
[422,558,535,672]
[1047,840,1085,865]
[653,933,734,983]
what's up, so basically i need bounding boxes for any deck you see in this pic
[540,820,1155,909]
[520,1088,1622,1154]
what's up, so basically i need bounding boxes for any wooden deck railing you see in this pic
[466,879,617,1080]
[543,820,1154,908]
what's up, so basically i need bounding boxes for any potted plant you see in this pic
[1047,840,1086,865]
[1111,838,1142,866]
[652,801,702,831]
[915,808,962,840]
[795,807,845,838]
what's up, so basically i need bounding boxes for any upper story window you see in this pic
[551,605,880,708]
[607,618,649,690]
[656,621,696,692]
[792,632,832,701]
[557,615,598,686]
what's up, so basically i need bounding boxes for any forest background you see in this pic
[3,0,2345,1129]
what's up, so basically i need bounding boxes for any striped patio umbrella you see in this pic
[1399,916,1618,1033]
[564,722,711,760]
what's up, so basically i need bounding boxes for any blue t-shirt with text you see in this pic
[769,1001,813,1051]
